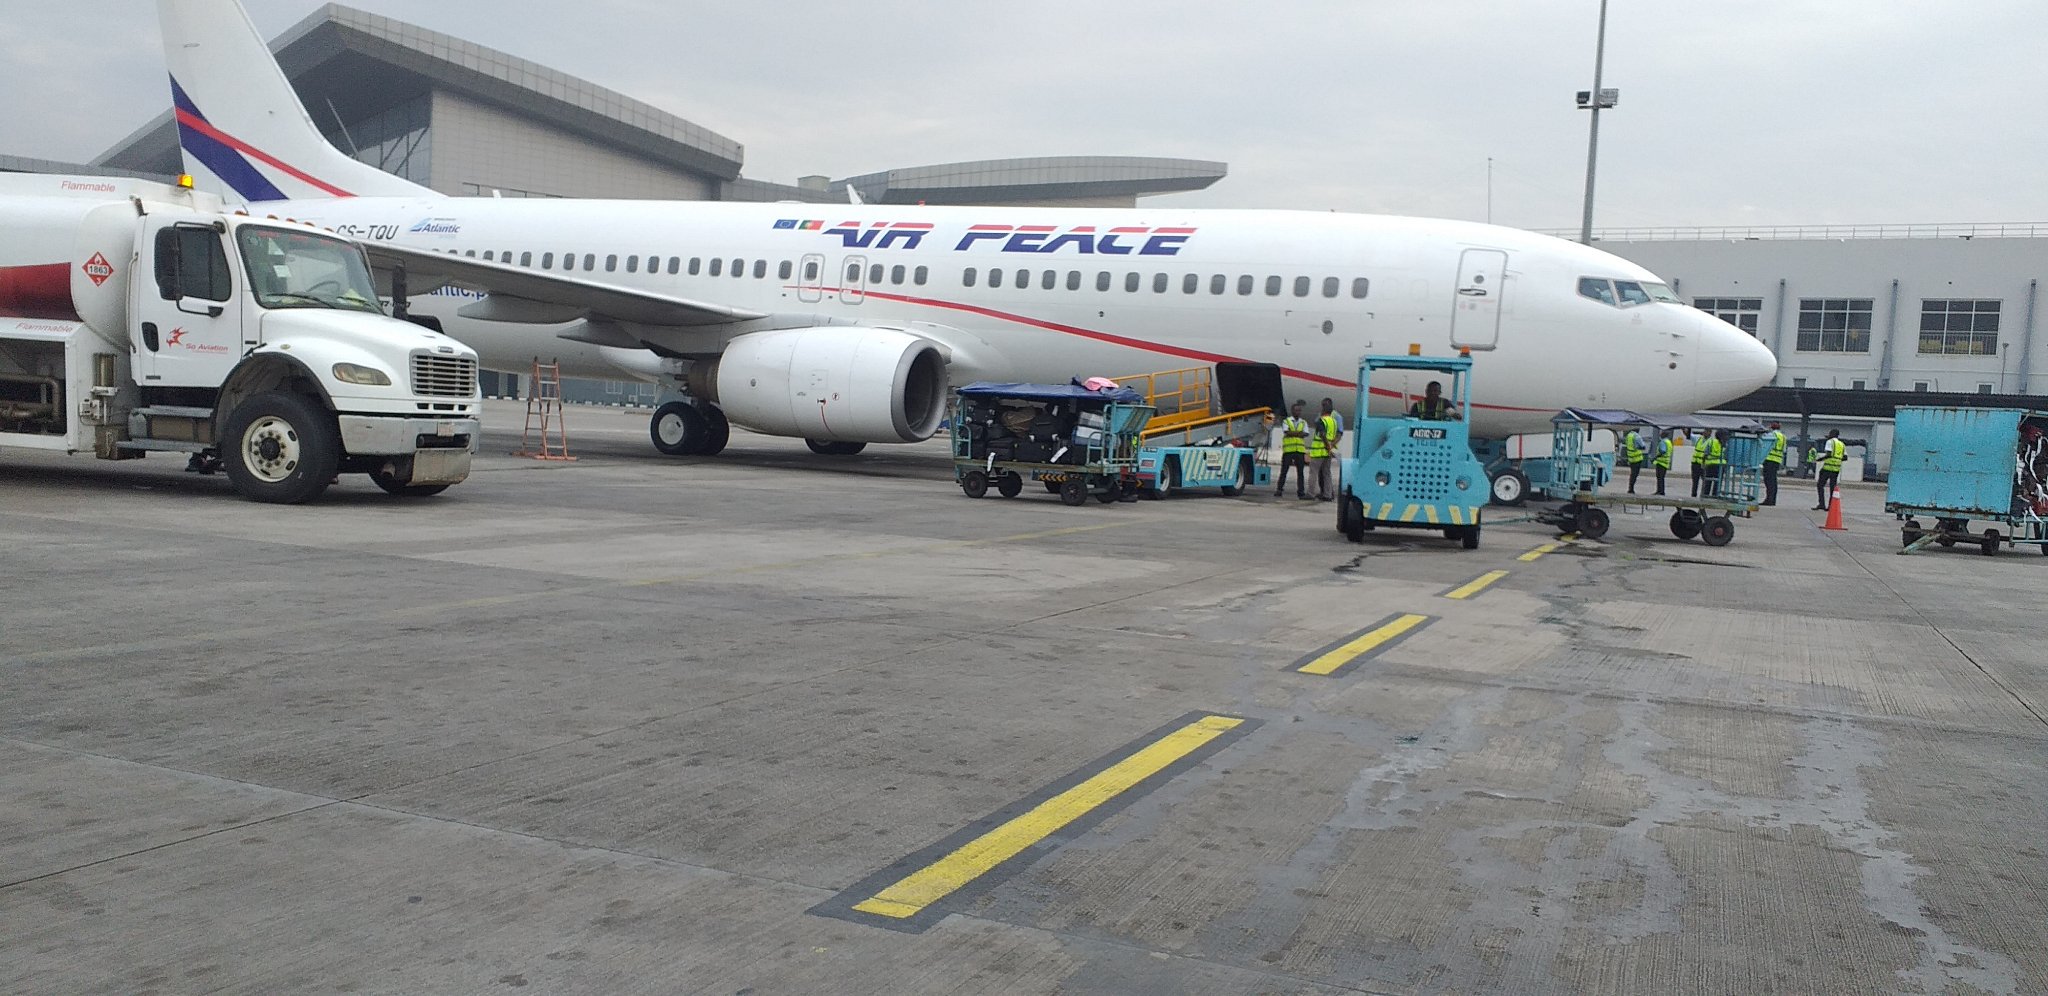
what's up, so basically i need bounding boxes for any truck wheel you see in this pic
[222,391,338,504]
[1488,468,1528,507]
[961,471,989,498]
[1060,478,1088,506]
[1980,529,2000,556]
[651,402,707,455]
[1578,506,1612,540]
[1094,481,1119,503]
[997,471,1023,498]
[1343,497,1366,543]
[1462,524,1481,550]
[369,469,450,497]
[1158,459,1180,497]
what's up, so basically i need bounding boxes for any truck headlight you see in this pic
[332,362,392,386]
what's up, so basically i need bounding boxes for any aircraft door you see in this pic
[132,218,244,388]
[797,253,824,303]
[1450,248,1507,351]
[839,255,867,304]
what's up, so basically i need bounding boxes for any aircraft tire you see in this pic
[651,402,708,455]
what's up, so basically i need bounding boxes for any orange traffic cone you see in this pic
[1822,485,1847,531]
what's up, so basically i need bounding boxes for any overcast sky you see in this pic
[3,0,2044,231]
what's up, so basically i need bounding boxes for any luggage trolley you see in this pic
[1534,409,1766,546]
[950,381,1155,506]
[1887,406,2048,556]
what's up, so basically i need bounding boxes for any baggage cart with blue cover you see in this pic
[1886,406,2048,556]
[1534,409,1766,546]
[950,381,1154,506]
[1335,353,1489,549]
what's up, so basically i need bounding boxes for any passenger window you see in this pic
[871,263,885,284]
[582,254,595,270]
[990,268,1005,288]
[1322,276,1340,298]
[1265,275,1282,296]
[605,254,618,272]
[1237,275,1254,295]
[1210,274,1226,295]
[1096,271,1111,291]
[846,262,860,281]
[626,255,639,273]
[1042,269,1056,290]
[914,265,928,285]
[1183,273,1198,294]
[1350,277,1369,299]
[669,257,681,275]
[1578,277,1616,306]
[1066,270,1080,291]
[483,251,495,261]
[963,267,978,287]
[891,264,905,284]
[520,251,533,267]
[1615,281,1651,306]
[1153,273,1169,293]
[778,260,793,280]
[753,260,766,279]
[803,260,819,280]
[1125,272,1140,292]
[710,258,723,277]
[541,252,554,268]
[562,253,574,271]
[688,257,701,275]
[1293,276,1310,297]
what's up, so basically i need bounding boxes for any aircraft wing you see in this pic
[362,243,767,328]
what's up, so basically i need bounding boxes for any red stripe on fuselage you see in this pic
[173,108,353,198]
[0,263,80,321]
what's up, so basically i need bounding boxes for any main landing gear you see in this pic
[650,401,730,456]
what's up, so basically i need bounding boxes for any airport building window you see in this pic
[1852,379,1867,390]
[963,267,978,287]
[1237,275,1254,296]
[1978,383,1995,394]
[1694,297,1763,337]
[625,255,638,273]
[1265,275,1282,296]
[1351,278,1370,299]
[541,252,554,268]
[1067,270,1081,291]
[1183,273,1199,294]
[709,258,723,277]
[605,255,618,272]
[1043,269,1058,290]
[1323,277,1340,298]
[1153,273,1169,293]
[1293,276,1311,297]
[327,93,431,186]
[914,265,928,286]
[1096,271,1111,291]
[778,260,793,280]
[1918,299,2000,355]
[1125,272,1141,292]
[1211,274,1226,295]
[688,257,701,275]
[1796,298,1874,353]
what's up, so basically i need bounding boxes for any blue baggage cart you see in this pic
[1530,409,1765,545]
[1335,352,1490,549]
[950,381,1154,506]
[1886,406,2048,556]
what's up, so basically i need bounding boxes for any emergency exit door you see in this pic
[1450,248,1508,351]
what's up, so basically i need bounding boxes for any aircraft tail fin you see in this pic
[157,0,434,201]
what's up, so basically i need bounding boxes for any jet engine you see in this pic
[687,327,948,443]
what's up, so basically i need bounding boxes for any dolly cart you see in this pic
[1335,351,1489,549]
[951,381,1155,506]
[1887,406,2048,556]
[1533,410,1764,546]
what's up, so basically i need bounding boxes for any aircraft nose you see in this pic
[1693,313,1777,404]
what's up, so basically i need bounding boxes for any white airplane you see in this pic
[155,0,1774,489]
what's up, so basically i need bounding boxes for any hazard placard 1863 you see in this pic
[82,252,114,286]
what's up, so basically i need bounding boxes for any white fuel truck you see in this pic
[0,174,480,502]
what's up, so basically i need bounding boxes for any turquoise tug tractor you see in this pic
[1336,351,1490,549]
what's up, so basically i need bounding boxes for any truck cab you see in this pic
[0,175,481,502]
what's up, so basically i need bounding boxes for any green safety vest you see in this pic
[1764,430,1786,465]
[1308,413,1338,458]
[1701,437,1725,468]
[1623,431,1646,464]
[1280,416,1309,455]
[1653,438,1673,470]
[1819,437,1847,472]
[1689,435,1707,466]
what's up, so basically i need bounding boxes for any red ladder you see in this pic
[511,358,576,461]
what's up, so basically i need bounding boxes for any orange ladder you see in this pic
[511,358,576,461]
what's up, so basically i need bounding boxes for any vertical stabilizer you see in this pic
[157,0,436,201]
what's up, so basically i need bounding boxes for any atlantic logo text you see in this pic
[774,220,1196,256]
[408,218,461,235]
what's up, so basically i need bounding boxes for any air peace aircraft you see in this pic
[156,0,1774,498]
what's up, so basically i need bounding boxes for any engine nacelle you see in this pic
[688,327,948,443]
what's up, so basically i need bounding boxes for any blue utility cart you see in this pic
[1335,353,1489,549]
[1886,406,2048,556]
[1530,409,1766,545]
[951,381,1155,506]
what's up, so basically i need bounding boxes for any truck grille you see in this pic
[411,354,478,398]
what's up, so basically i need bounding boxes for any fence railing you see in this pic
[1535,222,2048,242]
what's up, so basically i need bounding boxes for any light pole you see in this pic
[1577,0,1617,244]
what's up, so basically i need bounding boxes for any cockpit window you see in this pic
[1642,282,1681,303]
[1614,281,1652,306]
[1583,276,1682,309]
[1579,277,1616,306]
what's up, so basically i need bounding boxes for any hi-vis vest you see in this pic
[1623,431,1647,464]
[1309,413,1338,458]
[1689,434,1707,466]
[1653,438,1674,469]
[1764,430,1787,465]
[1280,416,1309,455]
[1700,436,1725,468]
[1819,437,1847,472]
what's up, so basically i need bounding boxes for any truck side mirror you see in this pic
[153,228,182,301]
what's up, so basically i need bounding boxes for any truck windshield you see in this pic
[235,226,383,313]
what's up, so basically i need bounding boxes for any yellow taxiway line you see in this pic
[1294,614,1434,676]
[1517,534,1578,562]
[1443,569,1510,600]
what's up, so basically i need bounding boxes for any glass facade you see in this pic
[322,94,432,185]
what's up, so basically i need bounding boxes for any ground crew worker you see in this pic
[1688,430,1708,497]
[1275,400,1311,499]
[1698,430,1727,498]
[1311,402,1341,501]
[1652,429,1675,495]
[1811,428,1848,510]
[1622,426,1648,494]
[1761,421,1787,506]
[1409,381,1460,420]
